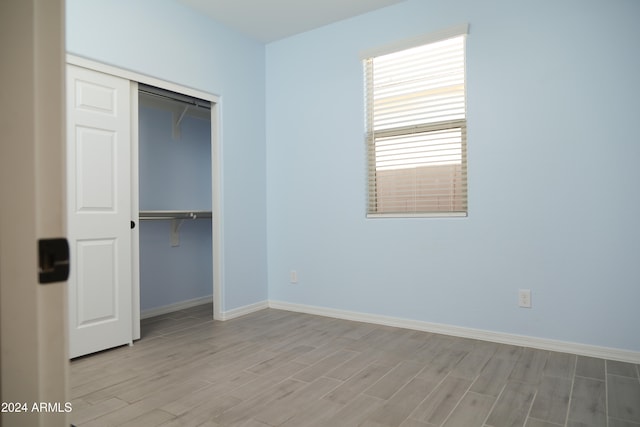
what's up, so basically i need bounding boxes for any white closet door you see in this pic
[67,64,132,358]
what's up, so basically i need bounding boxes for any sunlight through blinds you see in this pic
[365,31,467,216]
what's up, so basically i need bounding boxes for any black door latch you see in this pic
[38,238,70,284]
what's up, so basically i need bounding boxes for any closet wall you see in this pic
[138,94,213,313]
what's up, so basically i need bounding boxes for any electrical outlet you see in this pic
[290,270,298,284]
[518,289,531,308]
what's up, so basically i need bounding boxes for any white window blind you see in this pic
[365,31,468,217]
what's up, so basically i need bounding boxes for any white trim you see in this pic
[66,54,224,322]
[367,212,467,219]
[130,80,141,340]
[219,300,270,321]
[360,23,469,60]
[268,300,640,364]
[66,54,219,103]
[211,96,225,322]
[141,295,213,320]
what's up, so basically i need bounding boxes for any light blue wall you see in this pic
[138,105,212,311]
[139,106,211,211]
[266,0,640,351]
[66,0,268,311]
[139,220,213,311]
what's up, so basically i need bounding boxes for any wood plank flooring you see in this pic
[70,305,640,427]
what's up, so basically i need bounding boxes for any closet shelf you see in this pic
[139,210,212,220]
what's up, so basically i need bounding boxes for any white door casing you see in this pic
[67,64,133,358]
[1,1,68,425]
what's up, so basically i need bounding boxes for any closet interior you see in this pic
[138,84,213,319]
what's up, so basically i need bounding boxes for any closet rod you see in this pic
[139,210,212,220]
[139,83,211,110]
[139,90,211,111]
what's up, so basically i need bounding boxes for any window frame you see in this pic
[362,24,469,218]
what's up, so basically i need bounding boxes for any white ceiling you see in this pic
[177,0,406,43]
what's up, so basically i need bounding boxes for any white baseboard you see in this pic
[268,300,640,364]
[218,300,269,321]
[141,295,213,319]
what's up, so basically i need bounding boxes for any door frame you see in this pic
[67,55,224,332]
[1,0,68,425]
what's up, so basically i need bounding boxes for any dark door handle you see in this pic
[38,238,70,284]
[131,220,135,229]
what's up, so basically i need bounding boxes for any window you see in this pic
[364,26,468,217]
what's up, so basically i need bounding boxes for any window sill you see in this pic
[366,212,467,219]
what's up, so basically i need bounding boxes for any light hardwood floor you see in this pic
[70,304,640,427]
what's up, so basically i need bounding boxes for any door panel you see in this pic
[75,127,116,210]
[75,79,118,114]
[76,239,116,325]
[67,64,132,358]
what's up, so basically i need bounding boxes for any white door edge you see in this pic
[130,80,141,340]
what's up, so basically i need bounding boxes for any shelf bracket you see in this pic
[172,105,189,140]
[170,219,185,247]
